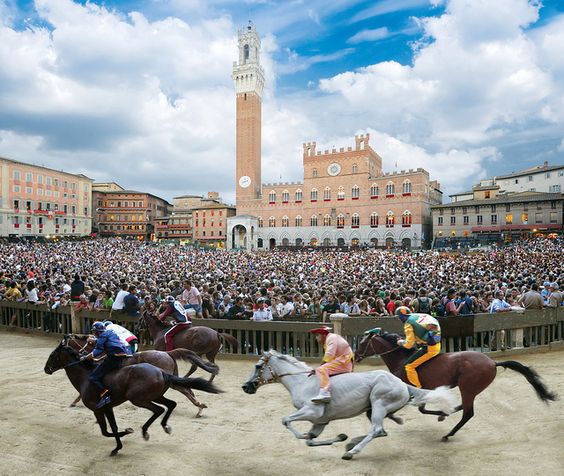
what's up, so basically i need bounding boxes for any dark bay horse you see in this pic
[141,311,239,380]
[66,334,218,416]
[44,337,222,456]
[355,329,557,440]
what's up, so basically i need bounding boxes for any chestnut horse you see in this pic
[66,334,218,416]
[355,329,557,441]
[44,337,222,456]
[141,311,239,380]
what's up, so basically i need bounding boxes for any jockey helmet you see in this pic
[308,326,332,335]
[166,295,175,303]
[91,321,105,334]
[395,306,412,322]
[103,320,112,327]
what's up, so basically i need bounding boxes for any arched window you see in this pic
[402,210,412,227]
[295,215,302,227]
[312,168,318,178]
[386,182,395,196]
[324,187,331,201]
[295,189,303,202]
[243,44,249,61]
[337,186,345,200]
[323,214,331,226]
[257,217,263,228]
[323,238,331,246]
[282,215,289,227]
[310,188,318,201]
[337,214,345,228]
[402,180,412,194]
[352,163,358,174]
[269,216,276,227]
[268,190,276,203]
[351,213,360,228]
[310,215,318,227]
[371,212,379,227]
[351,185,360,200]
[282,190,289,203]
[370,184,379,198]
[386,211,395,227]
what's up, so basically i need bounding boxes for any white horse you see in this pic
[242,350,457,460]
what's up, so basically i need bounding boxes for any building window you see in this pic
[13,185,20,193]
[269,216,276,227]
[535,212,542,223]
[257,217,263,228]
[25,172,32,182]
[549,212,557,223]
[351,213,360,228]
[370,212,379,227]
[324,187,331,201]
[386,211,395,227]
[505,204,511,212]
[310,188,318,201]
[351,185,360,200]
[491,204,496,212]
[549,185,561,193]
[402,180,412,195]
[295,215,302,227]
[310,215,318,227]
[463,215,469,225]
[491,215,497,224]
[295,190,303,202]
[477,215,483,225]
[312,168,318,177]
[528,175,533,182]
[337,186,345,200]
[450,216,456,225]
[352,164,358,174]
[522,212,528,224]
[337,214,344,228]
[485,191,491,199]
[545,172,551,179]
[475,205,480,213]
[26,187,32,194]
[450,207,456,215]
[551,201,557,209]
[282,216,289,227]
[370,184,379,198]
[268,191,276,203]
[386,182,395,197]
[13,170,20,180]
[402,211,412,227]
[438,216,443,226]
[282,190,289,203]
[462,207,467,214]
[514,179,519,184]
[323,214,331,226]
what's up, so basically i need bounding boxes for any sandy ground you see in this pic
[0,332,563,476]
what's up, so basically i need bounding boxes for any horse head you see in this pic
[44,337,84,375]
[355,328,400,362]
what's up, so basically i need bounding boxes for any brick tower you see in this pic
[232,22,265,206]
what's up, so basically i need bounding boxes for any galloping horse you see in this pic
[141,311,239,380]
[44,337,222,456]
[355,329,557,440]
[242,350,457,460]
[66,334,218,416]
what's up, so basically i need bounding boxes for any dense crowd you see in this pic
[0,237,562,325]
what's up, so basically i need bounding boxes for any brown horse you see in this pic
[65,334,218,416]
[354,329,557,440]
[141,311,239,380]
[44,337,222,456]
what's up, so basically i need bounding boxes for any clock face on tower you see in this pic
[327,163,341,176]
[239,176,252,188]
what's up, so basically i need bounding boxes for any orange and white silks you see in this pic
[315,333,354,391]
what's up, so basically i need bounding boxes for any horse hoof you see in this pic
[143,432,150,441]
[305,440,315,446]
[69,403,76,408]
[342,452,354,460]
[163,425,172,435]
[110,450,119,457]
[438,416,446,422]
[345,443,355,452]
[125,428,134,434]
[337,433,348,442]
[442,436,449,442]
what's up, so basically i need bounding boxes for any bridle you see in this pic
[66,334,91,354]
[356,334,401,361]
[253,355,312,386]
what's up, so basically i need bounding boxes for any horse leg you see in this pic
[183,363,198,379]
[176,386,208,417]
[305,424,348,447]
[442,393,476,441]
[154,396,177,434]
[94,409,134,439]
[205,351,218,382]
[69,394,81,407]
[103,407,134,456]
[342,404,388,460]
[281,405,326,440]
[131,401,165,441]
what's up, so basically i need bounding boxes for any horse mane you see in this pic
[381,332,401,346]
[269,350,312,371]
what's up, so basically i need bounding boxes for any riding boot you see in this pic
[405,366,422,388]
[95,389,112,409]
[311,388,331,404]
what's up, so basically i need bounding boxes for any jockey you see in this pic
[159,295,192,352]
[395,306,441,388]
[309,326,354,404]
[80,321,132,408]
[103,320,139,353]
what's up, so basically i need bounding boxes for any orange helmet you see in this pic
[395,306,412,322]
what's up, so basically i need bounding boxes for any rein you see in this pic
[256,357,312,385]
[357,335,401,360]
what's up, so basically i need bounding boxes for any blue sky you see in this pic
[1,0,563,202]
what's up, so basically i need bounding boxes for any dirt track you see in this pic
[1,332,563,476]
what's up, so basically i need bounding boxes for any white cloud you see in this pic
[347,27,390,44]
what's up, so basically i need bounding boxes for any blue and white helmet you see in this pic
[91,321,105,333]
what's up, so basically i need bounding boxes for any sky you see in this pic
[0,0,563,204]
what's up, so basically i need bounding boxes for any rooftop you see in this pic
[0,156,94,181]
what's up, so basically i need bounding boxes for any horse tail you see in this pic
[218,332,239,352]
[496,361,558,403]
[408,385,457,416]
[166,349,219,376]
[163,373,223,395]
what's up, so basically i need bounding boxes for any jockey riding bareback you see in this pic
[158,295,192,351]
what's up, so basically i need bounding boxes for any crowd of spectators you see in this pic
[0,237,562,327]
